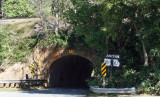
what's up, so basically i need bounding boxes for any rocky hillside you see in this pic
[0,18,50,79]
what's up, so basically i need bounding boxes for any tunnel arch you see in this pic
[48,55,93,88]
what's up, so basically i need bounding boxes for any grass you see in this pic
[1,21,38,38]
[5,21,38,38]
[0,19,39,31]
[10,21,37,32]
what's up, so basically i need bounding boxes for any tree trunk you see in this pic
[1,0,5,19]
[133,22,149,66]
[55,11,59,35]
[53,6,59,35]
[139,36,148,66]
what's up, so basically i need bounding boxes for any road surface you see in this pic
[0,88,88,97]
[0,18,40,24]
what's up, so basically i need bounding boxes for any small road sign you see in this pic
[113,59,120,67]
[104,59,111,66]
[104,54,120,67]
[101,62,107,77]
[30,64,35,74]
[102,54,121,80]
[68,50,75,54]
[105,54,120,59]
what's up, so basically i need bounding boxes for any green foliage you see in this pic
[65,2,106,53]
[85,56,104,87]
[65,0,160,94]
[0,20,70,66]
[30,0,53,17]
[0,0,160,94]
[11,38,37,63]
[3,0,35,18]
[0,28,37,65]
[0,29,14,65]
[86,77,103,87]
[0,21,39,65]
[101,0,160,93]
[38,28,69,48]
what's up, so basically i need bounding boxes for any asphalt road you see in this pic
[0,88,88,97]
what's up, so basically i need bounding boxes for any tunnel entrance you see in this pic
[49,55,93,88]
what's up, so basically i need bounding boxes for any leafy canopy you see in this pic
[3,0,35,18]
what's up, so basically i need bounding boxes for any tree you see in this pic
[102,0,160,66]
[64,0,160,93]
[51,0,74,34]
[0,0,5,19]
[2,0,34,18]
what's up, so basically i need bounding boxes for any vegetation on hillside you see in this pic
[63,0,160,94]
[0,21,37,65]
[0,0,160,94]
[0,21,68,65]
[2,0,35,18]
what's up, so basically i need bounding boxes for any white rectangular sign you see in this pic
[104,58,111,66]
[105,54,120,59]
[104,54,121,67]
[113,59,120,67]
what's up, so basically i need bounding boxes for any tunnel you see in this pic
[49,55,93,88]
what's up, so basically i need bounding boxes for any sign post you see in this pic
[101,54,120,86]
[105,54,120,80]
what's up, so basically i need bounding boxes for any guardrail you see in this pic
[90,86,136,94]
[0,79,47,88]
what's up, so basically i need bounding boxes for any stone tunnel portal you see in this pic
[49,55,93,88]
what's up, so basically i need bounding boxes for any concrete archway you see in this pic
[48,55,93,88]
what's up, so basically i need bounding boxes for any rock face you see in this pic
[32,47,65,79]
[0,63,30,80]
[0,47,95,88]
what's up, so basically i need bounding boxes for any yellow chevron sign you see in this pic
[69,50,75,54]
[101,62,107,77]
[30,64,35,74]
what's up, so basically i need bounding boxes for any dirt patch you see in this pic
[0,63,31,79]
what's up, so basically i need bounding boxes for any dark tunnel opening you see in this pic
[49,55,93,89]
